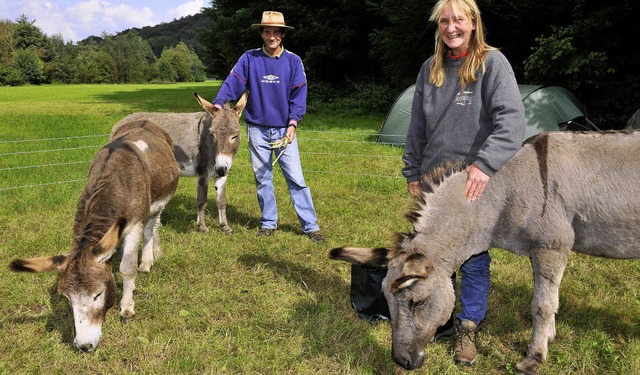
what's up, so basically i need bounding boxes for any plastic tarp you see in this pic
[377,84,589,146]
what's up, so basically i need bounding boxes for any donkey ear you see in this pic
[233,90,249,118]
[9,254,69,273]
[391,253,433,293]
[92,220,125,263]
[329,247,395,268]
[193,92,219,115]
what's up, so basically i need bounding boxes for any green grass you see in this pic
[1,83,640,374]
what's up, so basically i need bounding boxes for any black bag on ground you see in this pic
[350,264,390,322]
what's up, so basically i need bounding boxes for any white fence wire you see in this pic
[0,131,405,192]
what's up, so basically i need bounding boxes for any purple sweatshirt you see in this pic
[213,46,307,127]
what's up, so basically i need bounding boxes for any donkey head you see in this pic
[330,239,454,370]
[9,222,122,353]
[193,91,248,177]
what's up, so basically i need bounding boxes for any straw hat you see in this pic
[251,11,294,30]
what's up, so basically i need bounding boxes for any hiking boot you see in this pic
[307,231,325,243]
[454,320,478,366]
[257,228,275,237]
[434,314,456,342]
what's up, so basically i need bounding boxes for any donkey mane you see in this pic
[403,160,466,225]
[389,232,414,255]
[72,215,126,260]
[71,141,140,258]
[421,161,466,194]
[392,161,469,256]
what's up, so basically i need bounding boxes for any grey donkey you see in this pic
[113,91,248,233]
[331,130,640,374]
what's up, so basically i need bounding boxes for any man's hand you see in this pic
[286,125,296,143]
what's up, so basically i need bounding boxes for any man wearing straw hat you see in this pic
[213,11,324,243]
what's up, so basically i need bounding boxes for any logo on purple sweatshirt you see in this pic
[262,75,280,84]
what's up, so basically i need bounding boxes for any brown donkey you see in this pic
[331,130,640,374]
[9,120,179,353]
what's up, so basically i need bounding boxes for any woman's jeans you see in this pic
[247,124,320,234]
[453,251,491,325]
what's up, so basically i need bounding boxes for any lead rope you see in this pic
[269,136,289,166]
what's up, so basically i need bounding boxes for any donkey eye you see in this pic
[411,300,427,310]
[231,135,238,141]
[93,291,104,301]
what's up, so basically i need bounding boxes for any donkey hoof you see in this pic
[220,225,233,235]
[515,357,541,375]
[120,311,135,323]
[138,264,151,273]
[197,224,209,233]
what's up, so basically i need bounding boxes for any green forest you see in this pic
[1,0,638,129]
[0,14,207,86]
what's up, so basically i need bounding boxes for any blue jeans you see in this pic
[453,251,491,325]
[247,124,320,234]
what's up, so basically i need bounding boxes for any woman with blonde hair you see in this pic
[402,0,526,365]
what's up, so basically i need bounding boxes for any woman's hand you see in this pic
[464,163,490,202]
[407,181,422,198]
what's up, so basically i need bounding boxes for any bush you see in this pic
[157,57,177,82]
[158,42,207,82]
[12,48,45,84]
[307,80,400,116]
[0,65,25,86]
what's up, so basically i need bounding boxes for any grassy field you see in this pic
[1,83,640,375]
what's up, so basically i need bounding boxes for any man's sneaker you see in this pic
[257,228,274,237]
[434,314,456,341]
[307,231,325,243]
[454,320,478,366]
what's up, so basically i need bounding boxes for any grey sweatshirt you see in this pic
[402,50,526,182]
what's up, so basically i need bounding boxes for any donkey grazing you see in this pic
[9,120,179,353]
[330,130,640,374]
[113,91,248,233]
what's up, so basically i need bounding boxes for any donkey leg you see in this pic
[214,175,232,234]
[516,249,569,375]
[139,212,161,272]
[152,212,163,262]
[119,223,143,322]
[196,175,209,233]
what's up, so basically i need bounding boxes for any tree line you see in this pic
[202,0,639,129]
[0,15,207,86]
[1,1,638,129]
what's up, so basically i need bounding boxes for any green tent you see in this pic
[377,84,597,146]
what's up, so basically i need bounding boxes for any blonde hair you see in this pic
[428,0,496,88]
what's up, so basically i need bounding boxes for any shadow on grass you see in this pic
[233,252,640,372]
[162,193,262,234]
[45,282,75,346]
[162,192,304,236]
[0,282,74,349]
[489,271,640,358]
[237,253,397,373]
